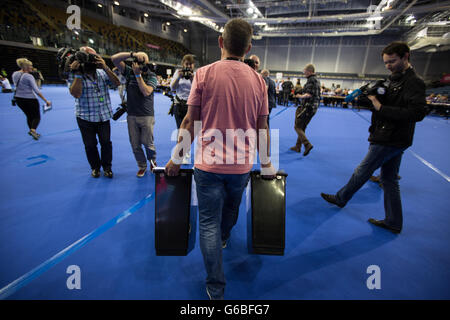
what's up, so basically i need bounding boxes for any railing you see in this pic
[0,24,183,65]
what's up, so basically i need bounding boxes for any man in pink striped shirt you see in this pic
[165,18,275,300]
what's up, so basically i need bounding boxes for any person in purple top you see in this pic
[12,58,52,140]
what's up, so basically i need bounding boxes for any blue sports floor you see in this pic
[0,85,449,300]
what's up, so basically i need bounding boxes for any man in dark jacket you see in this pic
[321,42,427,234]
[261,69,276,126]
[282,77,293,106]
[290,64,320,156]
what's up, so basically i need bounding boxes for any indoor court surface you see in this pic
[0,85,449,300]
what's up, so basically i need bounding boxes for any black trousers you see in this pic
[282,91,290,106]
[16,97,40,130]
[267,107,273,128]
[174,103,188,129]
[294,105,317,147]
[76,117,112,171]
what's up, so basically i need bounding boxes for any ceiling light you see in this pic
[88,38,94,44]
[97,3,102,8]
[174,2,182,10]
[178,7,193,16]
[188,16,211,22]
[144,13,149,17]
[184,28,188,32]
[166,22,171,26]
[114,1,120,5]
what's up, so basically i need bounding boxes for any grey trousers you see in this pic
[127,115,156,169]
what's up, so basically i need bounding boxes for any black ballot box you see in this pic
[246,170,287,255]
[154,168,197,256]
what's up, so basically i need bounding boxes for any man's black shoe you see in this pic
[104,169,113,178]
[91,169,100,178]
[368,218,401,234]
[321,193,344,208]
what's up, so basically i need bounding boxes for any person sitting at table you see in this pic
[426,93,436,103]
[438,94,448,104]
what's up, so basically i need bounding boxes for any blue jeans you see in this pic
[194,168,250,300]
[336,144,406,230]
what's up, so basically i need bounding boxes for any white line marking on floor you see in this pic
[409,150,450,182]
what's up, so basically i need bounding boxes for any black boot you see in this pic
[320,193,344,208]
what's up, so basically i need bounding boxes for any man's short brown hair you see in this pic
[222,18,253,57]
[382,41,410,61]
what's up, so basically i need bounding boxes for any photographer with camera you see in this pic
[170,54,195,164]
[111,51,158,177]
[321,42,427,234]
[12,58,52,140]
[170,54,195,128]
[290,63,320,156]
[68,46,120,178]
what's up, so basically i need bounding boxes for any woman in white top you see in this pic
[170,54,195,129]
[0,76,12,93]
[12,58,51,140]
[169,54,195,164]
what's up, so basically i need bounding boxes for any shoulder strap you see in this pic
[14,73,25,98]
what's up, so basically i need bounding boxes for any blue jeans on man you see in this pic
[335,143,406,230]
[194,168,250,300]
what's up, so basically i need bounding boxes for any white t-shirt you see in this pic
[170,69,194,101]
[1,78,12,90]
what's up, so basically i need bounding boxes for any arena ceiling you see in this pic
[102,0,450,50]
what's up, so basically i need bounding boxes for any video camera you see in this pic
[243,58,256,70]
[180,67,193,80]
[163,89,175,102]
[112,102,128,121]
[345,79,389,107]
[56,47,98,80]
[163,89,177,116]
[132,57,156,73]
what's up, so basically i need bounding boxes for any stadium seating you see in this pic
[0,0,189,63]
